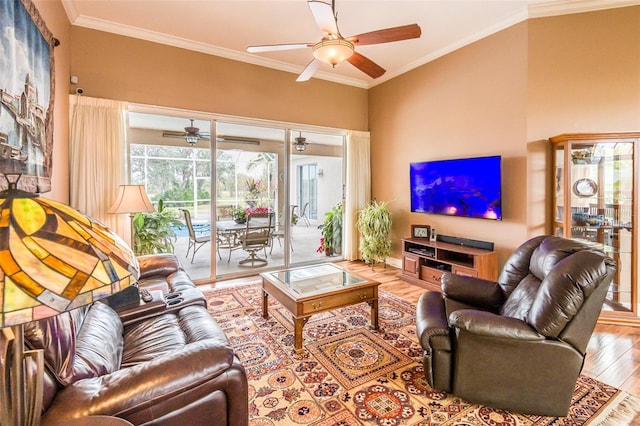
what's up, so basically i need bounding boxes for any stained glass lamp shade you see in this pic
[0,175,139,425]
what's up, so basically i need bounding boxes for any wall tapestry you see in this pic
[0,0,55,193]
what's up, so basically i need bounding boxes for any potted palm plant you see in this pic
[133,200,183,255]
[357,200,392,269]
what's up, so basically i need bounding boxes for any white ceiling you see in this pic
[61,0,637,89]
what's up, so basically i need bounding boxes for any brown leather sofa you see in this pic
[416,235,616,416]
[25,254,248,426]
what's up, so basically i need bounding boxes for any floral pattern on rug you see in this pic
[205,284,630,425]
[306,328,413,390]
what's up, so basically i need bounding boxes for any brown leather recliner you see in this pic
[24,254,248,426]
[416,235,616,416]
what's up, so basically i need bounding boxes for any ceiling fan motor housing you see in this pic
[185,119,200,145]
[293,136,308,152]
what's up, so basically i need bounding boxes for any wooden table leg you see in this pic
[262,289,269,319]
[294,316,309,354]
[368,298,379,330]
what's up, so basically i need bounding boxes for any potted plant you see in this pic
[232,207,247,223]
[317,203,343,256]
[357,200,392,269]
[133,200,183,255]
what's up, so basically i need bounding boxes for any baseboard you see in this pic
[387,256,401,269]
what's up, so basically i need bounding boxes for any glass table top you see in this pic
[263,263,368,296]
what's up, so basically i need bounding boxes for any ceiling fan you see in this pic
[162,120,263,145]
[161,119,211,145]
[293,132,309,152]
[247,0,421,82]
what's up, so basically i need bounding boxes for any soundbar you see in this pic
[436,234,494,251]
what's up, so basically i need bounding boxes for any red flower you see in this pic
[246,207,271,215]
[317,237,326,253]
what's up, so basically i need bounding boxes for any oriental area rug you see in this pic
[204,284,640,425]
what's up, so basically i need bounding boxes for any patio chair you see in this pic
[239,212,273,267]
[271,205,296,253]
[217,228,242,262]
[300,202,311,226]
[181,209,211,263]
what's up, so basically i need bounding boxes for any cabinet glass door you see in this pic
[552,134,637,316]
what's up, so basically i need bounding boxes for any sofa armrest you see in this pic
[41,340,236,424]
[416,291,451,352]
[137,254,181,280]
[441,273,504,313]
[449,309,545,341]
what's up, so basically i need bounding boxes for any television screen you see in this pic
[410,155,502,220]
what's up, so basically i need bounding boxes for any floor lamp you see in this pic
[0,174,139,426]
[108,185,155,250]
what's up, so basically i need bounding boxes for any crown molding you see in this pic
[528,0,640,18]
[60,0,79,22]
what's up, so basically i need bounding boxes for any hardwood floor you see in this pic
[207,260,640,396]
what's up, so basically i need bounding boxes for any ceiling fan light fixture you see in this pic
[313,39,354,67]
[184,119,200,145]
[293,133,308,152]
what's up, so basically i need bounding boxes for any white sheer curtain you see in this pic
[69,95,129,241]
[344,130,371,260]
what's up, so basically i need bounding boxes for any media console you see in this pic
[401,237,498,290]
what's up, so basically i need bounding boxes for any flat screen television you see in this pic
[410,155,502,220]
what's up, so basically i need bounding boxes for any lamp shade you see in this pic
[0,182,139,328]
[108,185,155,214]
[313,39,354,66]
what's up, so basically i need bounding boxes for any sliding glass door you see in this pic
[127,109,345,281]
[128,112,213,280]
[289,130,344,265]
[214,121,285,276]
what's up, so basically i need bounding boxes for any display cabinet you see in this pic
[550,133,638,320]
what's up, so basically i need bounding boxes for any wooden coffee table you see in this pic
[260,263,380,354]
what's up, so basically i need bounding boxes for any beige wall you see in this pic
[69,27,368,133]
[369,6,640,266]
[527,7,640,140]
[33,0,71,203]
[527,7,640,243]
[369,23,529,265]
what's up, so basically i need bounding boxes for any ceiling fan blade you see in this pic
[247,43,313,53]
[162,131,211,141]
[308,0,338,35]
[347,24,421,46]
[162,130,187,137]
[296,59,322,82]
[347,51,386,79]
